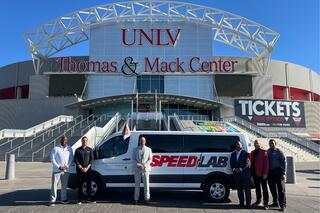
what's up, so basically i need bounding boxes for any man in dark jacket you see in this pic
[74,136,95,204]
[250,140,269,210]
[268,139,286,212]
[230,141,251,208]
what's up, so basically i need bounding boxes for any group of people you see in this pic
[231,139,286,212]
[49,135,95,206]
[49,135,286,211]
[49,135,153,206]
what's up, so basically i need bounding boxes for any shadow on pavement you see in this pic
[308,186,320,189]
[306,178,320,181]
[296,169,320,175]
[0,189,76,206]
[0,188,266,210]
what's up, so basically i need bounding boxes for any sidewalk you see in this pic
[0,161,319,212]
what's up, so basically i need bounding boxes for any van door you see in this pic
[141,134,184,188]
[182,135,239,187]
[93,135,133,187]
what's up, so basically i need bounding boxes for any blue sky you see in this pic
[0,0,319,72]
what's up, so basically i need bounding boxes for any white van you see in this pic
[68,131,251,202]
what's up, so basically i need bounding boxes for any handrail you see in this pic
[96,113,124,146]
[0,115,83,150]
[0,115,74,139]
[174,115,191,131]
[5,114,88,161]
[94,113,122,147]
[80,114,109,136]
[177,114,210,121]
[226,116,320,154]
[226,122,306,159]
[162,114,169,131]
[31,114,111,161]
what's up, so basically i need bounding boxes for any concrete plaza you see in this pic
[0,161,319,213]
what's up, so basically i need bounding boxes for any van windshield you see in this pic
[98,136,130,159]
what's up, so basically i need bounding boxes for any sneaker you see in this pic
[270,203,279,207]
[61,200,69,204]
[280,207,286,212]
[87,198,96,203]
[77,201,82,205]
[238,204,245,208]
[48,202,55,207]
[144,200,150,205]
[252,201,261,206]
[264,204,269,210]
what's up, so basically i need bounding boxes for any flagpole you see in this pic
[136,90,139,129]
[131,99,133,130]
[155,89,157,129]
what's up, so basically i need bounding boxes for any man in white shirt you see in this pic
[49,136,73,206]
[133,136,153,204]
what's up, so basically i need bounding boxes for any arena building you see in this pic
[0,0,319,137]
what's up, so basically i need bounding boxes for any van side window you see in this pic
[99,136,129,158]
[141,134,183,153]
[183,135,239,152]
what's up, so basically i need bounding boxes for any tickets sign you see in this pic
[234,99,306,128]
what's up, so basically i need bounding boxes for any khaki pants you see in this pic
[134,171,150,201]
[49,172,69,202]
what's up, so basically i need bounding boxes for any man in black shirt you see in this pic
[74,136,95,204]
[268,139,286,212]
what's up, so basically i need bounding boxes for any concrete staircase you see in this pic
[227,122,319,162]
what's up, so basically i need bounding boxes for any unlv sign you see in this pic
[122,28,181,46]
[234,99,306,128]
[54,27,241,74]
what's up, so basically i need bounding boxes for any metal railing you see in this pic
[80,114,112,136]
[0,115,83,150]
[177,114,210,121]
[5,115,87,161]
[162,114,169,131]
[226,116,320,155]
[0,115,74,139]
[31,114,112,161]
[95,113,122,146]
[174,115,193,131]
[167,114,182,131]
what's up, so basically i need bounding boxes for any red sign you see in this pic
[55,28,238,74]
[56,57,238,73]
[145,57,238,73]
[150,155,228,168]
[122,28,181,46]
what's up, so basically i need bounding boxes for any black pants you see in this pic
[268,168,286,208]
[253,175,269,204]
[77,170,93,201]
[234,173,252,206]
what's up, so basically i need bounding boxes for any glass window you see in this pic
[141,134,183,153]
[137,75,164,93]
[99,136,129,158]
[183,135,239,152]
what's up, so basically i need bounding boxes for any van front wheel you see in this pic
[204,179,230,202]
[79,175,104,199]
